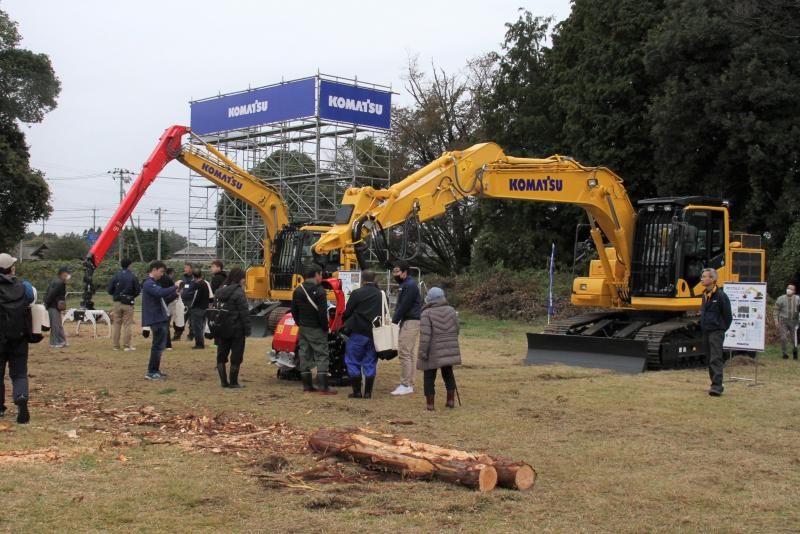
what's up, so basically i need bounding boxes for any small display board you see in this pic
[338,271,362,302]
[723,282,767,352]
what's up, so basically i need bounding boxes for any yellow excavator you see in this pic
[81,125,358,335]
[313,142,765,372]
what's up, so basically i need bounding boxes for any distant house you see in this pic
[20,243,48,261]
[169,246,216,262]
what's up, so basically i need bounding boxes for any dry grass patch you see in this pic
[0,310,798,532]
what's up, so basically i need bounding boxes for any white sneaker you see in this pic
[124,347,136,352]
[390,385,414,396]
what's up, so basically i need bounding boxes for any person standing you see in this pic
[700,268,733,397]
[210,260,227,294]
[187,268,210,349]
[141,261,180,380]
[342,269,382,399]
[417,287,461,411]
[0,253,34,423]
[291,264,336,394]
[213,268,250,388]
[390,261,421,396]
[107,257,140,352]
[44,266,70,348]
[176,262,193,341]
[774,283,799,360]
[158,267,178,350]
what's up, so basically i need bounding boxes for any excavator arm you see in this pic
[314,142,636,305]
[81,125,289,308]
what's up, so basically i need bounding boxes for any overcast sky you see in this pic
[6,0,571,242]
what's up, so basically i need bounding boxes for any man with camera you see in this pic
[108,257,141,352]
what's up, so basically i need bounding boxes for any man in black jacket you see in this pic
[342,269,383,399]
[390,261,421,396]
[700,268,733,397]
[291,264,335,394]
[107,258,140,351]
[210,260,227,294]
[44,266,70,348]
[188,269,210,349]
[157,267,178,350]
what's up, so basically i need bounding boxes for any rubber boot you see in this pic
[794,349,798,360]
[228,365,243,388]
[783,353,789,360]
[446,389,456,409]
[348,375,362,398]
[15,397,30,424]
[363,376,375,399]
[317,373,338,395]
[217,363,229,388]
[301,372,317,393]
[426,394,435,411]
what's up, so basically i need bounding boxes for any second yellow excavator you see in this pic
[313,142,765,372]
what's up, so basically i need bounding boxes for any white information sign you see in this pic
[338,271,362,302]
[723,282,767,352]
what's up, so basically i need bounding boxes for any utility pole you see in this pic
[92,207,97,231]
[152,208,165,260]
[108,168,133,262]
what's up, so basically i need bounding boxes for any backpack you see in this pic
[206,292,238,338]
[0,278,31,342]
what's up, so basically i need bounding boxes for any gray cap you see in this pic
[425,286,445,302]
[0,253,17,269]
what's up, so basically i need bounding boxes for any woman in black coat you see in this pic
[213,268,251,388]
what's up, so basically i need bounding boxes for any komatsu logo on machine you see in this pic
[227,99,268,118]
[509,177,564,192]
[201,163,243,190]
[327,95,384,115]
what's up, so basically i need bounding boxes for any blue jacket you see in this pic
[141,276,178,326]
[700,286,733,332]
[107,269,141,302]
[392,276,421,323]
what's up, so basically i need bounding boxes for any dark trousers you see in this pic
[704,329,725,393]
[165,320,173,349]
[190,308,206,347]
[0,337,29,411]
[423,366,456,396]
[148,322,168,374]
[216,335,245,365]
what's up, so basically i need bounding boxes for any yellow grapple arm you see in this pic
[177,136,289,299]
[314,142,636,304]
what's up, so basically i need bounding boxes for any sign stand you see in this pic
[727,350,763,387]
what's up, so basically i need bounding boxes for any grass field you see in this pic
[1,309,799,533]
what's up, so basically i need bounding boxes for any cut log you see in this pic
[492,460,536,491]
[308,428,436,479]
[356,428,536,490]
[309,428,497,491]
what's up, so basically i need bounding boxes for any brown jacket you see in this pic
[417,298,461,371]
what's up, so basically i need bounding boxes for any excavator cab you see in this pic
[630,197,728,299]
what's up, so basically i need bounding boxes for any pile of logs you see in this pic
[309,428,535,492]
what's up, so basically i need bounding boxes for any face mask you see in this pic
[788,288,795,296]
[65,274,71,281]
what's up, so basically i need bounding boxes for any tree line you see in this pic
[2,2,798,288]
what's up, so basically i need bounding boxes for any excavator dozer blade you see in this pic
[248,302,283,338]
[525,333,648,374]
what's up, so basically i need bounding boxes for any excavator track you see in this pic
[534,311,705,372]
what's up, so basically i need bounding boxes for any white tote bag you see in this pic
[372,290,399,355]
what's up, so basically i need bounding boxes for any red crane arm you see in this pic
[80,125,190,308]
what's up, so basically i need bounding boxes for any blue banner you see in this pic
[190,78,316,135]
[319,80,391,129]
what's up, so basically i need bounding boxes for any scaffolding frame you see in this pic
[188,74,392,267]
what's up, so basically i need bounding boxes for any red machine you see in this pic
[268,278,350,384]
